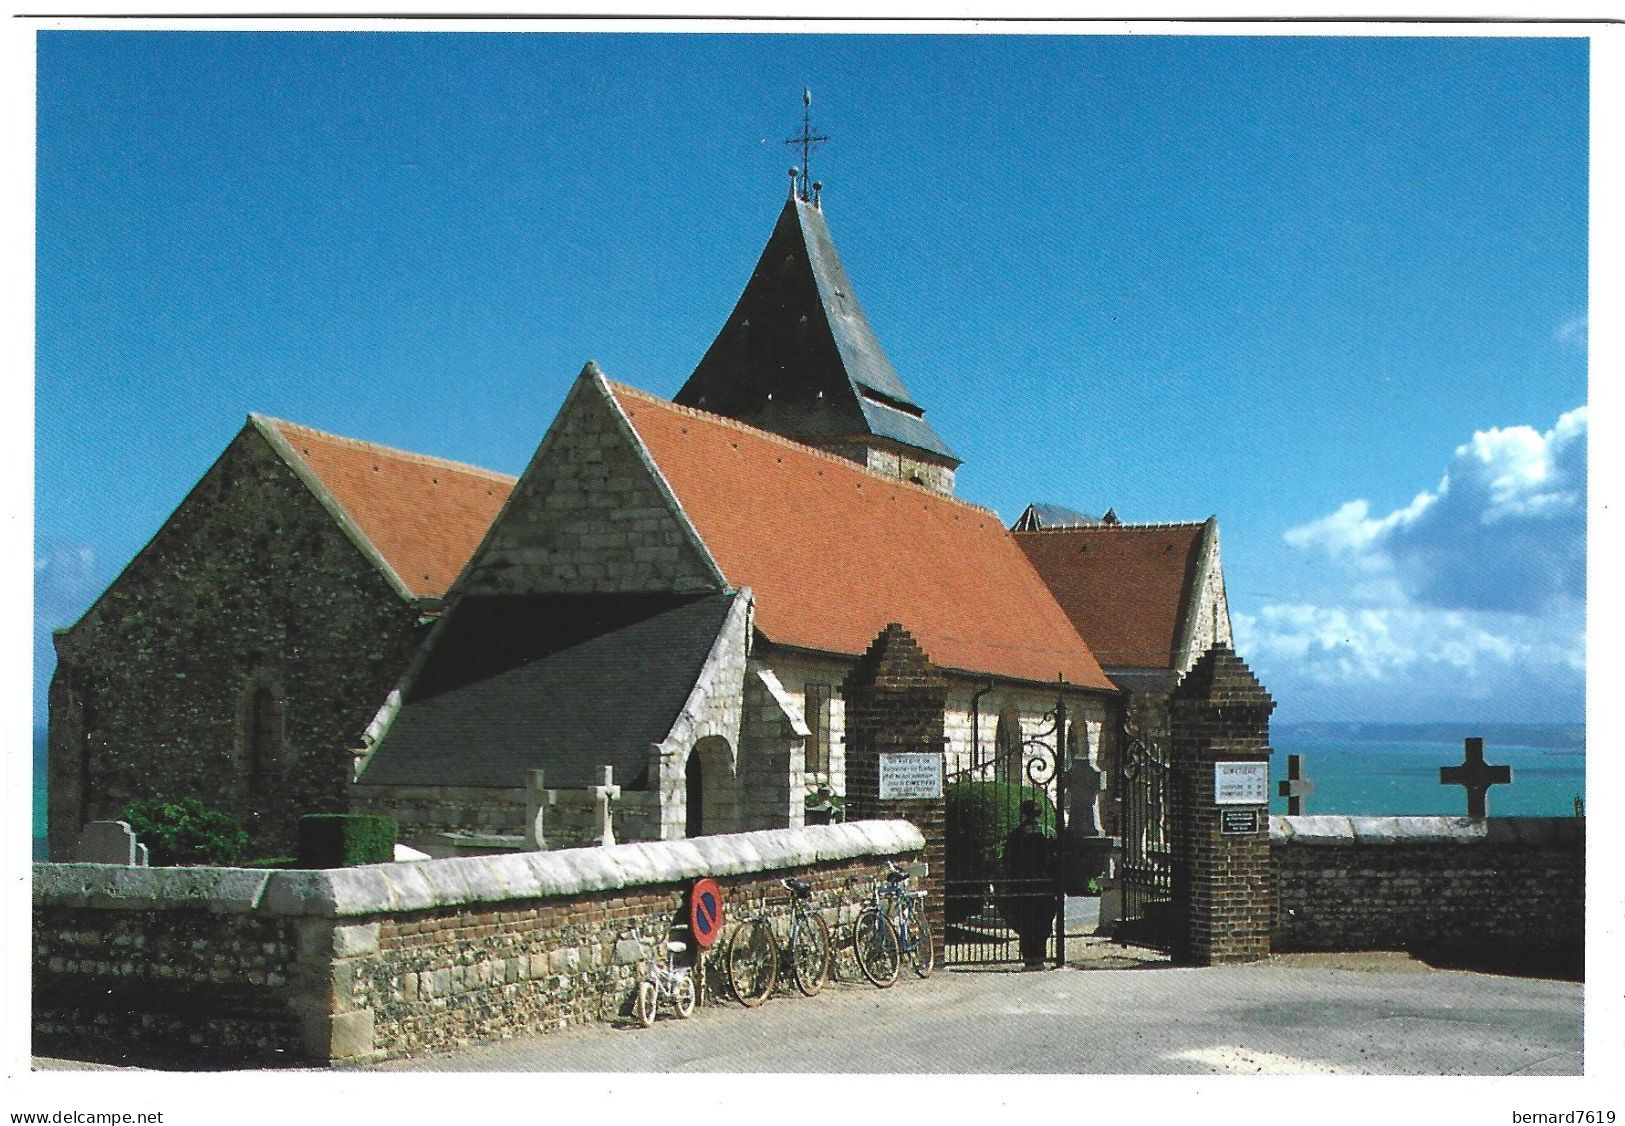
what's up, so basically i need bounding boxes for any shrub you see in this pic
[118,797,249,867]
[944,780,1056,923]
[296,814,396,868]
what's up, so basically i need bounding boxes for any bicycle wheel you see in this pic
[725,918,779,1007]
[790,911,831,997]
[674,972,697,1018]
[853,906,900,988]
[903,899,934,979]
[634,978,658,1027]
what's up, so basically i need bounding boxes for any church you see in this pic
[47,162,1234,860]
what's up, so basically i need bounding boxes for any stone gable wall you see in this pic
[1271,816,1584,971]
[48,425,424,859]
[33,821,925,1065]
[457,374,722,598]
[1175,531,1233,677]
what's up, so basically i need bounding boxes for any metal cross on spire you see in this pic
[783,87,829,203]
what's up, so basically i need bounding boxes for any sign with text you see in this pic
[1220,808,1262,835]
[1213,761,1269,806]
[878,752,943,800]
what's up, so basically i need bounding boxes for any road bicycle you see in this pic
[626,923,697,1027]
[725,877,832,1006]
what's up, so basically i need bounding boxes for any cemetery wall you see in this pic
[1271,816,1583,969]
[32,820,924,1066]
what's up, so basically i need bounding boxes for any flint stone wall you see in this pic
[1271,815,1583,964]
[33,821,923,1066]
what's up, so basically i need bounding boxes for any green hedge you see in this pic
[944,780,1055,923]
[296,814,397,869]
[118,797,248,867]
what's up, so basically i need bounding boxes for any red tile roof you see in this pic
[1014,523,1207,670]
[259,417,516,600]
[611,384,1112,690]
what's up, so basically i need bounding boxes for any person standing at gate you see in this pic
[1002,799,1058,970]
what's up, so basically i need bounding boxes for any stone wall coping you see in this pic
[32,820,925,919]
[1270,814,1583,846]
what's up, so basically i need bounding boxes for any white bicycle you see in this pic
[628,923,697,1026]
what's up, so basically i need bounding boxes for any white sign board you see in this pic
[1214,761,1269,806]
[878,753,943,800]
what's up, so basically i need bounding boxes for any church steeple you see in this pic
[674,120,960,494]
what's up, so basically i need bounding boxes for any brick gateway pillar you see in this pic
[842,623,948,969]
[1169,645,1275,966]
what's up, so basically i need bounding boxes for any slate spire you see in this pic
[675,191,961,494]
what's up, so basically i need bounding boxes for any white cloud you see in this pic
[1233,602,1583,720]
[1555,313,1587,350]
[35,544,99,621]
[1238,407,1587,721]
[1281,407,1586,614]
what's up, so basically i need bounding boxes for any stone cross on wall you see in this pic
[593,765,622,847]
[1440,737,1511,818]
[1277,753,1315,815]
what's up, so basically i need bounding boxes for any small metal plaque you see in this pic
[1220,808,1261,835]
[878,752,943,800]
[1214,761,1269,805]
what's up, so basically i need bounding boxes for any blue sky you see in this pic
[34,30,1589,726]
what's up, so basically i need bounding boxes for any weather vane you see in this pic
[783,87,829,203]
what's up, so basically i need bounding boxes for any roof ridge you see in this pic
[608,382,998,519]
[253,413,519,484]
[1013,521,1209,533]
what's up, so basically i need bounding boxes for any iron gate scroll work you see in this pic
[944,683,1068,967]
[1115,714,1174,951]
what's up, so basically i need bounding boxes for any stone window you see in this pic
[994,707,1022,784]
[245,683,285,783]
[804,684,833,775]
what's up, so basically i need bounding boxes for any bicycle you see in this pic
[851,872,904,988]
[725,877,832,1006]
[875,860,934,979]
[626,923,697,1027]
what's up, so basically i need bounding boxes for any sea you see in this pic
[1267,721,1585,819]
[28,721,1587,860]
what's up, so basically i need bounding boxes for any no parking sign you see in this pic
[688,878,724,949]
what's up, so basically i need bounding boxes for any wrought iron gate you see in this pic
[1114,717,1174,950]
[943,685,1068,967]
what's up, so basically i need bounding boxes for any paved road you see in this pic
[361,945,1582,1075]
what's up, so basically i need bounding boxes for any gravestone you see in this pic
[592,765,622,847]
[1064,751,1112,894]
[1277,753,1315,816]
[75,820,147,866]
[1440,737,1511,818]
[525,770,554,850]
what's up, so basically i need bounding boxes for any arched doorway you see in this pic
[685,750,705,837]
[993,706,1022,784]
[683,736,737,838]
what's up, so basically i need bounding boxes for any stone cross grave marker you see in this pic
[1277,753,1315,815]
[593,765,622,847]
[76,820,147,866]
[525,769,557,851]
[1439,737,1511,818]
[1069,752,1106,836]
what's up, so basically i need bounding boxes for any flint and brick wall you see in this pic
[1271,815,1584,965]
[33,821,924,1066]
